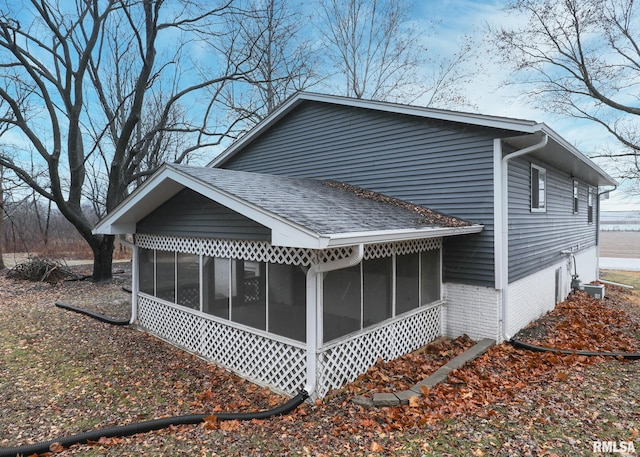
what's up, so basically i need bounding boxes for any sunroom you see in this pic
[94,164,483,398]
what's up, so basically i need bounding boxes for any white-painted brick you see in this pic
[506,247,598,337]
[442,283,501,341]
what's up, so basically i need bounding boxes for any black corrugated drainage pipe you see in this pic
[510,339,640,360]
[0,391,309,457]
[55,301,130,326]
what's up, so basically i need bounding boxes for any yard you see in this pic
[1,263,639,456]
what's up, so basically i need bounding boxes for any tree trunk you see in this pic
[0,165,4,270]
[90,234,115,282]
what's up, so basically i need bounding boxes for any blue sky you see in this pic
[411,0,639,211]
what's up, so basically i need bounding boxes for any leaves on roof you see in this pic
[322,180,472,227]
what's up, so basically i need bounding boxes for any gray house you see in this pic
[94,92,616,398]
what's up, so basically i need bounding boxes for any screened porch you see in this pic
[132,234,444,397]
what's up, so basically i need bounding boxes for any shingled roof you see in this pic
[94,164,483,248]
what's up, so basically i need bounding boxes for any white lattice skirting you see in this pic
[138,296,307,395]
[138,295,441,397]
[316,303,441,398]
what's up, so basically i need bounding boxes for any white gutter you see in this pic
[304,244,364,398]
[499,134,548,342]
[322,224,484,248]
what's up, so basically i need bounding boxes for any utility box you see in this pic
[582,284,605,299]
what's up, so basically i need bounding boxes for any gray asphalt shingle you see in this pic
[169,164,470,235]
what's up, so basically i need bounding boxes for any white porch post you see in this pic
[130,241,139,325]
[303,244,364,397]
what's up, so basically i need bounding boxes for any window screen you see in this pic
[421,249,441,305]
[363,257,392,327]
[177,253,200,310]
[323,263,361,342]
[203,257,230,319]
[268,263,306,342]
[396,253,419,314]
[155,250,175,302]
[139,247,154,295]
[231,260,266,330]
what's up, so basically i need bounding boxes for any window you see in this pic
[573,180,579,213]
[363,257,393,327]
[268,263,306,341]
[396,253,419,315]
[231,260,266,330]
[588,187,595,224]
[421,249,441,304]
[155,250,175,302]
[323,264,361,342]
[322,248,441,343]
[203,257,230,319]
[531,164,547,212]
[139,247,155,295]
[176,253,200,310]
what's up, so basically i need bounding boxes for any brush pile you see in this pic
[6,256,75,283]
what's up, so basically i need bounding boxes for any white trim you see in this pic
[493,139,504,291]
[322,225,483,248]
[530,163,547,213]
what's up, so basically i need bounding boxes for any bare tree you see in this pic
[0,164,4,270]
[0,0,258,280]
[490,0,640,191]
[315,0,477,106]
[220,0,321,125]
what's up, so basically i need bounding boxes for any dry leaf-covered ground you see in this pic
[1,266,639,456]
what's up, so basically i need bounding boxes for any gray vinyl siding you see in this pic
[221,102,503,286]
[508,157,598,282]
[137,188,270,240]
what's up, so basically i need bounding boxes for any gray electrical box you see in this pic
[582,284,605,299]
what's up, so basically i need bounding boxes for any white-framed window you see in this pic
[573,180,579,213]
[531,164,547,212]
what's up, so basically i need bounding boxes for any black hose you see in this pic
[0,390,308,457]
[55,301,130,326]
[510,338,640,360]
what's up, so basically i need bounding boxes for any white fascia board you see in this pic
[539,125,618,186]
[93,165,323,245]
[209,92,543,168]
[93,167,185,234]
[323,224,484,248]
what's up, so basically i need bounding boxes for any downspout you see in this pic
[117,235,138,325]
[304,244,364,398]
[596,185,617,273]
[500,134,548,342]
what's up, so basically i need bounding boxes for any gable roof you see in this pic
[93,164,483,249]
[208,92,616,187]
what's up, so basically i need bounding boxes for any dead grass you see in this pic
[1,269,639,456]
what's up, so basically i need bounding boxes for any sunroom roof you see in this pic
[93,164,483,249]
